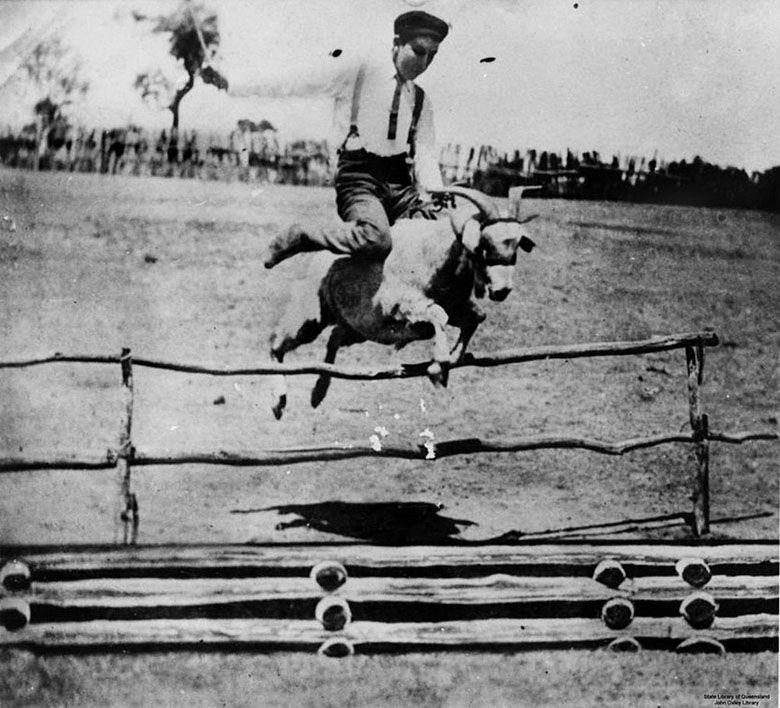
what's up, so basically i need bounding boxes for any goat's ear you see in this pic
[449,210,482,252]
[449,210,483,252]
[460,217,482,252]
[517,235,535,253]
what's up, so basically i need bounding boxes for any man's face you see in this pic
[393,34,441,81]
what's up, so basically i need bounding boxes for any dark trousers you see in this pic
[311,149,425,259]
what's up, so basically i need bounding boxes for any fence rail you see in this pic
[1,430,776,473]
[0,331,718,379]
[0,330,777,540]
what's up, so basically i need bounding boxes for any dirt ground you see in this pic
[0,168,777,706]
[0,167,776,544]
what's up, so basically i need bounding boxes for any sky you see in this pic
[0,0,779,172]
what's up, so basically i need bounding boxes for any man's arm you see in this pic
[219,57,359,100]
[414,94,444,191]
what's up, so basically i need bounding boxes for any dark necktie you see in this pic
[387,75,403,140]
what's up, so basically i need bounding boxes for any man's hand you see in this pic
[429,191,455,211]
[201,65,229,91]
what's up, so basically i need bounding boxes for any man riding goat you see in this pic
[204,10,450,266]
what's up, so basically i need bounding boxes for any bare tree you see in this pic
[22,38,89,122]
[19,38,89,169]
[133,2,225,132]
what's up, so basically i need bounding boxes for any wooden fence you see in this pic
[0,331,777,541]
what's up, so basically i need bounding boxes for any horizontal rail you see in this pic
[0,331,719,380]
[0,616,775,651]
[0,428,775,473]
[4,543,776,575]
[18,575,779,607]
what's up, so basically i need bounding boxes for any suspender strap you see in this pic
[341,64,365,149]
[387,75,403,140]
[350,65,365,130]
[406,84,425,159]
[342,68,424,157]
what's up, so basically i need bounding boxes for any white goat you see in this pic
[269,186,538,418]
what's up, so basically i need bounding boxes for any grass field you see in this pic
[0,167,777,706]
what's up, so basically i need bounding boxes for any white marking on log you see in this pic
[0,597,30,631]
[310,562,348,593]
[680,591,719,629]
[0,559,31,592]
[318,637,355,658]
[601,598,635,630]
[315,597,352,631]
[675,557,712,588]
[675,636,726,655]
[592,559,627,589]
[607,636,641,652]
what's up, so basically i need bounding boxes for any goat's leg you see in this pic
[269,317,326,419]
[449,299,486,363]
[311,325,362,408]
[406,302,451,387]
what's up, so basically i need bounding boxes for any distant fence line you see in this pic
[440,144,780,211]
[0,125,333,186]
[1,124,777,210]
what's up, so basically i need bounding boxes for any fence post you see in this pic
[117,348,138,545]
[685,344,710,536]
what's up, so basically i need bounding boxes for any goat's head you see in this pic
[432,186,539,301]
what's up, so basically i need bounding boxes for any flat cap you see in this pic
[394,11,449,42]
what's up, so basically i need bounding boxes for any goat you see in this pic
[268,186,538,419]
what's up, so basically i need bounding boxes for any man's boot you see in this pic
[264,224,327,269]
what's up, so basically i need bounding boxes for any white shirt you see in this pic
[229,54,443,190]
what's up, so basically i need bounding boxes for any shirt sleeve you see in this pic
[413,93,444,190]
[228,57,359,100]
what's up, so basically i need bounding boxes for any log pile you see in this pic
[1,543,776,656]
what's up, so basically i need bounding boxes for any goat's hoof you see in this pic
[272,394,287,420]
[426,362,448,388]
[311,377,330,409]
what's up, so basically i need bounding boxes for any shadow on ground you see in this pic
[232,501,774,544]
[232,501,478,544]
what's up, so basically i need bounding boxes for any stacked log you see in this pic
[1,543,776,655]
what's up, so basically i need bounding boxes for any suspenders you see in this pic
[406,84,425,161]
[387,76,403,140]
[341,65,425,161]
[341,65,365,151]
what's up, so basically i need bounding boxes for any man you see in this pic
[205,10,449,268]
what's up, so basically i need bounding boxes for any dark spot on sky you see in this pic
[330,49,342,57]
[480,57,495,63]
[573,3,579,7]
